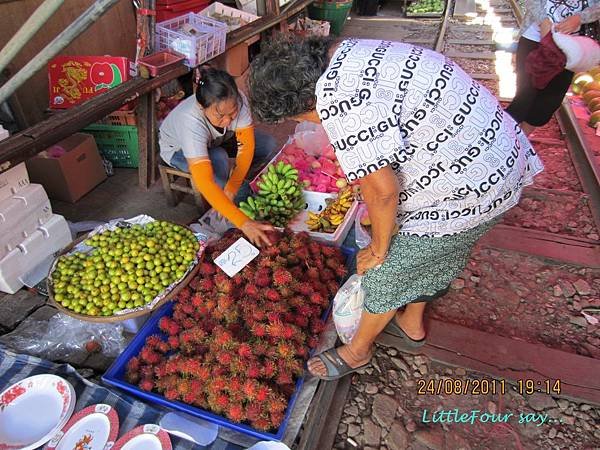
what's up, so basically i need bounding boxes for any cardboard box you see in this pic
[212,35,259,77]
[0,162,29,202]
[26,133,107,203]
[48,56,137,109]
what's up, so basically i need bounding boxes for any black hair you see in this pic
[195,66,240,108]
[248,35,333,123]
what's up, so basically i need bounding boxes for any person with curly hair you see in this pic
[248,37,544,380]
[505,0,600,135]
[160,67,277,247]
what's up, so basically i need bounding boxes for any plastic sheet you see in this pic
[0,312,126,361]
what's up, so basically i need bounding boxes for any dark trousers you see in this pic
[505,37,574,127]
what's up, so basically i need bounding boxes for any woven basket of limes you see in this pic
[47,215,203,323]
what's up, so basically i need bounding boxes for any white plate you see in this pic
[45,403,119,450]
[112,424,172,450]
[0,374,76,450]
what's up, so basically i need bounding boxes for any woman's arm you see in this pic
[224,126,255,198]
[188,157,273,246]
[356,166,400,275]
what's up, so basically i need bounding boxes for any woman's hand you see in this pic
[540,18,553,37]
[357,246,387,275]
[554,15,582,34]
[240,220,274,247]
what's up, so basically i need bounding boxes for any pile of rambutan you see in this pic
[125,229,347,432]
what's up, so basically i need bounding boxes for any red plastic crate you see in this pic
[156,0,212,22]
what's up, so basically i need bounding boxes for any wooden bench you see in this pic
[158,164,207,211]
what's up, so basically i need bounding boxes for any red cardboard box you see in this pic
[26,133,107,203]
[48,56,137,109]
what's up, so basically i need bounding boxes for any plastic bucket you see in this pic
[307,0,353,36]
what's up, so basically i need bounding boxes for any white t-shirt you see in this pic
[159,93,253,164]
[523,0,584,42]
[315,39,544,237]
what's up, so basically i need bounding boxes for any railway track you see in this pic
[300,2,600,449]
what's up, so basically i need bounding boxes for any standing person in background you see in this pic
[159,67,277,247]
[248,36,544,380]
[505,0,600,135]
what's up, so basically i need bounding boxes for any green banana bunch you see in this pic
[239,161,304,227]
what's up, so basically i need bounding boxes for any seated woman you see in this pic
[248,36,544,379]
[159,67,277,247]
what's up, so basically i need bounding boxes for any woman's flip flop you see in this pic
[307,347,371,381]
[382,319,427,348]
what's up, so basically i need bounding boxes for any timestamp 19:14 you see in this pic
[417,378,561,396]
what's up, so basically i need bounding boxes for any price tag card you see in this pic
[214,237,260,277]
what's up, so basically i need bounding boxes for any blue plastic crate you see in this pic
[102,245,356,441]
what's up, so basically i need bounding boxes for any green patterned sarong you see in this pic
[362,220,496,314]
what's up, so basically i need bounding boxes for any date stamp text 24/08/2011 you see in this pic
[416,378,562,396]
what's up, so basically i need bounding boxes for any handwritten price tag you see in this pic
[214,237,260,277]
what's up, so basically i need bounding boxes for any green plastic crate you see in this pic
[84,124,139,168]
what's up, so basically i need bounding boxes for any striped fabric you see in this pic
[0,345,241,450]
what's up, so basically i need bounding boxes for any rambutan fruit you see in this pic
[165,389,179,401]
[286,254,300,265]
[264,288,281,302]
[267,320,286,338]
[321,269,335,282]
[237,343,253,359]
[217,294,234,311]
[214,394,229,411]
[252,418,272,431]
[268,394,288,413]
[309,292,326,306]
[334,265,348,279]
[214,273,233,294]
[308,242,321,256]
[139,379,154,392]
[321,245,339,257]
[307,267,319,280]
[181,302,195,315]
[254,268,271,287]
[217,351,233,365]
[308,336,318,348]
[158,317,180,336]
[127,356,140,373]
[252,339,269,356]
[255,384,271,402]
[277,286,294,298]
[326,280,340,297]
[276,341,296,359]
[277,240,291,255]
[244,284,260,298]
[245,403,263,422]
[252,309,266,321]
[270,411,285,428]
[198,262,216,276]
[247,362,262,379]
[178,287,192,302]
[281,324,299,340]
[126,370,140,384]
[140,347,162,365]
[311,319,326,334]
[267,311,281,323]
[227,404,245,423]
[167,335,179,350]
[183,392,196,405]
[154,364,168,378]
[242,379,258,400]
[262,360,277,378]
[191,293,203,308]
[294,315,309,328]
[251,323,267,337]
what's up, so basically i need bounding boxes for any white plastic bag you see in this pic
[293,121,330,156]
[552,30,600,72]
[354,203,371,249]
[333,274,365,344]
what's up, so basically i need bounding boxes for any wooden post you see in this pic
[137,0,158,189]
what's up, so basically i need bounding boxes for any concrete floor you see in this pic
[52,120,297,226]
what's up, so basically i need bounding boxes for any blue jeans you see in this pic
[167,130,277,204]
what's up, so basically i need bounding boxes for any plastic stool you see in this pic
[159,164,207,211]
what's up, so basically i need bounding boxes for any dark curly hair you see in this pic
[248,35,333,123]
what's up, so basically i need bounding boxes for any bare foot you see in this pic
[394,312,426,341]
[307,344,372,378]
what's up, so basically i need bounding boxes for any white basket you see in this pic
[155,13,227,67]
[198,2,259,32]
